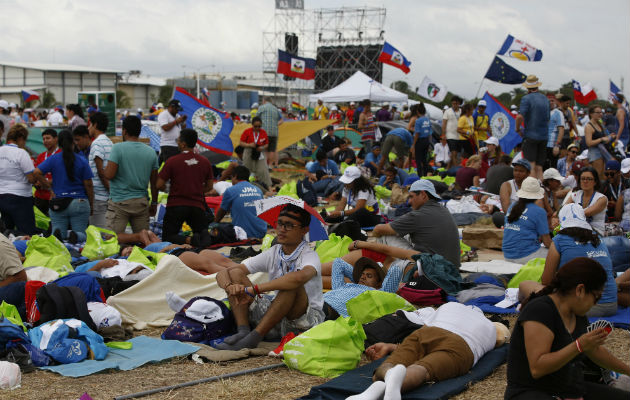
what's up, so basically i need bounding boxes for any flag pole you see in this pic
[474,78,485,99]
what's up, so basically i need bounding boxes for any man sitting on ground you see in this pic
[306,150,343,198]
[0,233,28,318]
[215,204,324,350]
[372,179,461,268]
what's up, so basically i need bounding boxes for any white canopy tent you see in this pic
[408,99,444,121]
[308,71,408,103]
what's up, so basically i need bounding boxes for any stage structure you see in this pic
[262,3,386,104]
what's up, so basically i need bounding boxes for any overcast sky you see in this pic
[1,0,628,99]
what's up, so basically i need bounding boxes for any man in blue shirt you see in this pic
[378,127,413,174]
[546,95,565,170]
[215,166,267,239]
[363,146,382,176]
[516,75,550,179]
[306,150,343,198]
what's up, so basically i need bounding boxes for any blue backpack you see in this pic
[162,297,236,344]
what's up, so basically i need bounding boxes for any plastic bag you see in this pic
[507,258,546,288]
[0,302,25,333]
[126,246,166,270]
[260,234,275,251]
[283,317,366,378]
[33,206,50,230]
[0,361,21,390]
[81,226,120,260]
[277,181,299,199]
[346,291,416,324]
[315,233,353,264]
[23,235,73,277]
[374,185,392,200]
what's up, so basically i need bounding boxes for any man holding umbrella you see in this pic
[215,203,324,350]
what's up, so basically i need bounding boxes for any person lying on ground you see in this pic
[518,204,617,317]
[372,179,461,268]
[322,256,403,319]
[349,302,510,400]
[323,166,381,227]
[306,150,343,198]
[320,239,418,289]
[505,258,630,400]
[214,204,324,350]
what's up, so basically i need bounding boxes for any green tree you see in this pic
[38,90,56,109]
[116,90,131,109]
[158,85,174,105]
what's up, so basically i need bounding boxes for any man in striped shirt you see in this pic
[88,112,113,228]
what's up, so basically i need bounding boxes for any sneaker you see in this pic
[52,229,63,242]
[268,332,297,357]
[68,231,78,245]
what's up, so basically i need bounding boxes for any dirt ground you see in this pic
[5,165,630,399]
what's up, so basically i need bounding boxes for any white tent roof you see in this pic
[308,71,408,103]
[408,99,444,121]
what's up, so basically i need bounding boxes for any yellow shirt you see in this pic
[313,105,329,120]
[473,112,490,141]
[457,115,474,141]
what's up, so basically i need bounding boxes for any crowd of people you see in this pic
[0,73,629,399]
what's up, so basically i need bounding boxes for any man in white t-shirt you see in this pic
[215,204,324,350]
[442,96,462,169]
[47,106,64,126]
[157,99,187,165]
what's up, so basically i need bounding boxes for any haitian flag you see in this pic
[277,50,315,80]
[572,80,597,105]
[482,92,522,153]
[378,42,411,74]
[21,89,40,103]
[172,87,234,156]
[497,34,543,62]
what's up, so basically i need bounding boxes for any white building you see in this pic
[118,75,167,110]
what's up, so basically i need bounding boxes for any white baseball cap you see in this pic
[410,179,441,199]
[477,100,487,107]
[339,166,362,184]
[621,158,630,174]
[485,136,500,147]
[576,150,588,161]
[542,168,563,182]
[516,177,544,199]
[0,100,8,109]
[558,203,592,231]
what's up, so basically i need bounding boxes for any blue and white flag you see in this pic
[173,87,234,156]
[482,92,521,153]
[497,34,543,62]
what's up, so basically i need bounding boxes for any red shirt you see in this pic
[346,109,355,123]
[240,127,268,147]
[158,151,213,209]
[34,148,61,200]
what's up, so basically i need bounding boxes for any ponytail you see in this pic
[507,198,535,223]
[57,130,76,182]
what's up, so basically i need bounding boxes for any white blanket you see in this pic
[107,255,268,330]
[459,259,524,274]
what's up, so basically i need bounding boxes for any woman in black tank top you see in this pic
[584,105,613,180]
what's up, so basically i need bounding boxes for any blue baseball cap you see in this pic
[605,160,621,171]
[410,179,441,199]
[512,158,532,171]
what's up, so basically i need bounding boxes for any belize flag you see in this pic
[277,50,315,80]
[497,34,543,62]
[21,89,40,103]
[172,87,234,156]
[482,92,522,153]
[378,42,411,74]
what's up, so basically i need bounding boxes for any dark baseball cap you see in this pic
[168,99,183,111]
[512,158,532,171]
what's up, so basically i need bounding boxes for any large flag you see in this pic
[172,87,234,156]
[277,50,315,80]
[572,80,597,105]
[482,92,521,153]
[378,42,411,74]
[497,34,543,62]
[291,101,306,112]
[484,56,527,84]
[21,89,40,103]
[416,76,447,102]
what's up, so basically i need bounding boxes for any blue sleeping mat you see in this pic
[299,345,508,400]
[447,295,519,314]
[589,306,630,330]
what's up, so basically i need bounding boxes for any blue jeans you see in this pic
[49,198,90,242]
[0,194,37,235]
[312,178,344,197]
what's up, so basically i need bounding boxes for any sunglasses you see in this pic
[604,171,618,177]
[569,150,578,154]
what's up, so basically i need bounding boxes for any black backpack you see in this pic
[35,283,97,331]
[329,220,367,241]
[162,296,236,344]
[297,178,318,206]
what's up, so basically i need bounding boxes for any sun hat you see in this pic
[477,100,487,107]
[512,158,532,171]
[558,203,592,231]
[523,75,542,89]
[0,100,8,109]
[567,143,579,151]
[352,257,385,285]
[339,166,362,184]
[410,179,441,199]
[486,136,499,146]
[542,168,563,182]
[605,160,621,171]
[621,158,630,174]
[516,177,544,199]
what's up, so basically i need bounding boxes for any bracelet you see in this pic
[254,284,262,299]
[353,240,358,250]
[575,339,583,353]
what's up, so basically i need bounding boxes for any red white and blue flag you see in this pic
[497,34,543,62]
[378,42,411,74]
[277,50,315,80]
[172,87,234,156]
[572,80,597,105]
[21,89,40,103]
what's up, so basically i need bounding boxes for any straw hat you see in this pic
[522,75,542,89]
[516,177,544,199]
[352,257,385,285]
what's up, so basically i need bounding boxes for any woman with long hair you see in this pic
[65,104,86,131]
[325,166,381,227]
[505,258,629,399]
[565,166,607,236]
[518,203,617,317]
[584,105,614,180]
[411,103,432,176]
[502,177,551,263]
[33,130,93,243]
[456,103,475,158]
